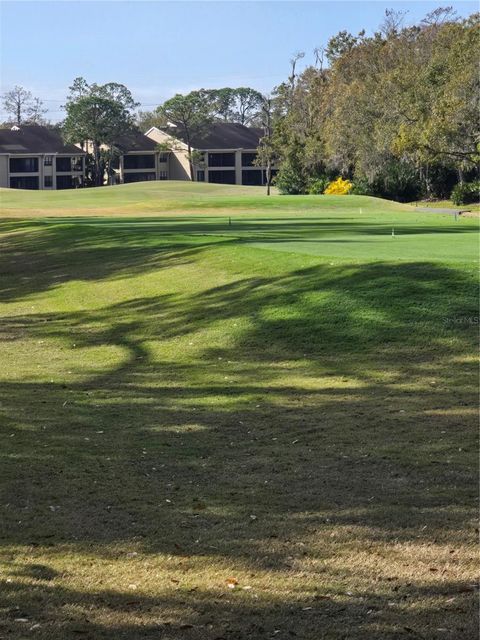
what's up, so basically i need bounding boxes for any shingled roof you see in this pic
[163,122,262,150]
[113,129,158,153]
[0,125,85,154]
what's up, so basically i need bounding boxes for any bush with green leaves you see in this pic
[350,161,422,202]
[275,162,308,195]
[307,176,330,195]
[350,178,373,196]
[451,181,480,206]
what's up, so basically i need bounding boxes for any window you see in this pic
[44,156,53,166]
[56,175,75,190]
[56,157,72,172]
[207,152,235,167]
[158,153,168,163]
[242,170,264,186]
[44,176,53,188]
[10,176,39,189]
[196,170,205,182]
[158,171,168,180]
[123,154,155,170]
[208,170,236,185]
[9,157,38,173]
[242,152,257,167]
[123,171,156,183]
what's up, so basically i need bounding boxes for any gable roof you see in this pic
[113,129,158,153]
[0,125,85,154]
[163,122,262,150]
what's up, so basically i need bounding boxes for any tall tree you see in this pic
[66,78,139,111]
[325,31,360,63]
[137,87,263,138]
[27,97,48,125]
[207,88,236,121]
[288,51,305,91]
[206,87,264,125]
[255,96,277,195]
[159,91,214,180]
[136,109,167,131]
[63,79,138,186]
[63,94,135,186]
[67,77,90,102]
[230,88,264,125]
[2,86,47,125]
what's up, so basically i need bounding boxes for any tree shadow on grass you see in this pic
[0,574,477,639]
[0,217,475,302]
[0,220,226,302]
[0,260,477,543]
[0,239,477,637]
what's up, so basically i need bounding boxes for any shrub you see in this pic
[351,160,423,201]
[451,181,480,206]
[427,165,458,199]
[324,177,353,195]
[308,176,330,195]
[275,163,308,195]
[350,178,373,196]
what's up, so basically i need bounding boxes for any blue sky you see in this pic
[0,0,477,121]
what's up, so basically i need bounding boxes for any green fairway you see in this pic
[0,182,478,639]
[1,180,412,215]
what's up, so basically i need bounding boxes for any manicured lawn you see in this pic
[0,183,478,639]
[409,199,480,213]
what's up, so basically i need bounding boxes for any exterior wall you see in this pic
[0,156,9,187]
[111,151,168,184]
[203,149,267,186]
[145,127,191,180]
[120,151,156,182]
[235,151,242,185]
[0,154,85,190]
[158,153,169,179]
[144,127,273,187]
[169,152,191,180]
[54,155,84,189]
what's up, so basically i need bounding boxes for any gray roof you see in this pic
[113,129,158,153]
[163,122,262,150]
[0,125,85,154]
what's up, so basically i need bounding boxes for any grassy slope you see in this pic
[0,183,478,639]
[409,199,480,213]
[0,181,413,216]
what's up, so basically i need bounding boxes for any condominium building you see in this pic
[145,122,273,186]
[107,129,169,184]
[0,125,86,190]
[0,123,271,189]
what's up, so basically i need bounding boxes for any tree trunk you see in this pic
[93,141,102,186]
[108,148,115,185]
[187,142,195,181]
[425,163,432,198]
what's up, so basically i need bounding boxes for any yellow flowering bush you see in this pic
[324,177,353,195]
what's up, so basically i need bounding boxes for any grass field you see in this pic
[409,199,480,213]
[0,182,478,639]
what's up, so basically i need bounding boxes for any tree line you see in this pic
[2,7,478,201]
[268,7,479,202]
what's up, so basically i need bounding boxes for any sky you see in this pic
[0,0,477,122]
